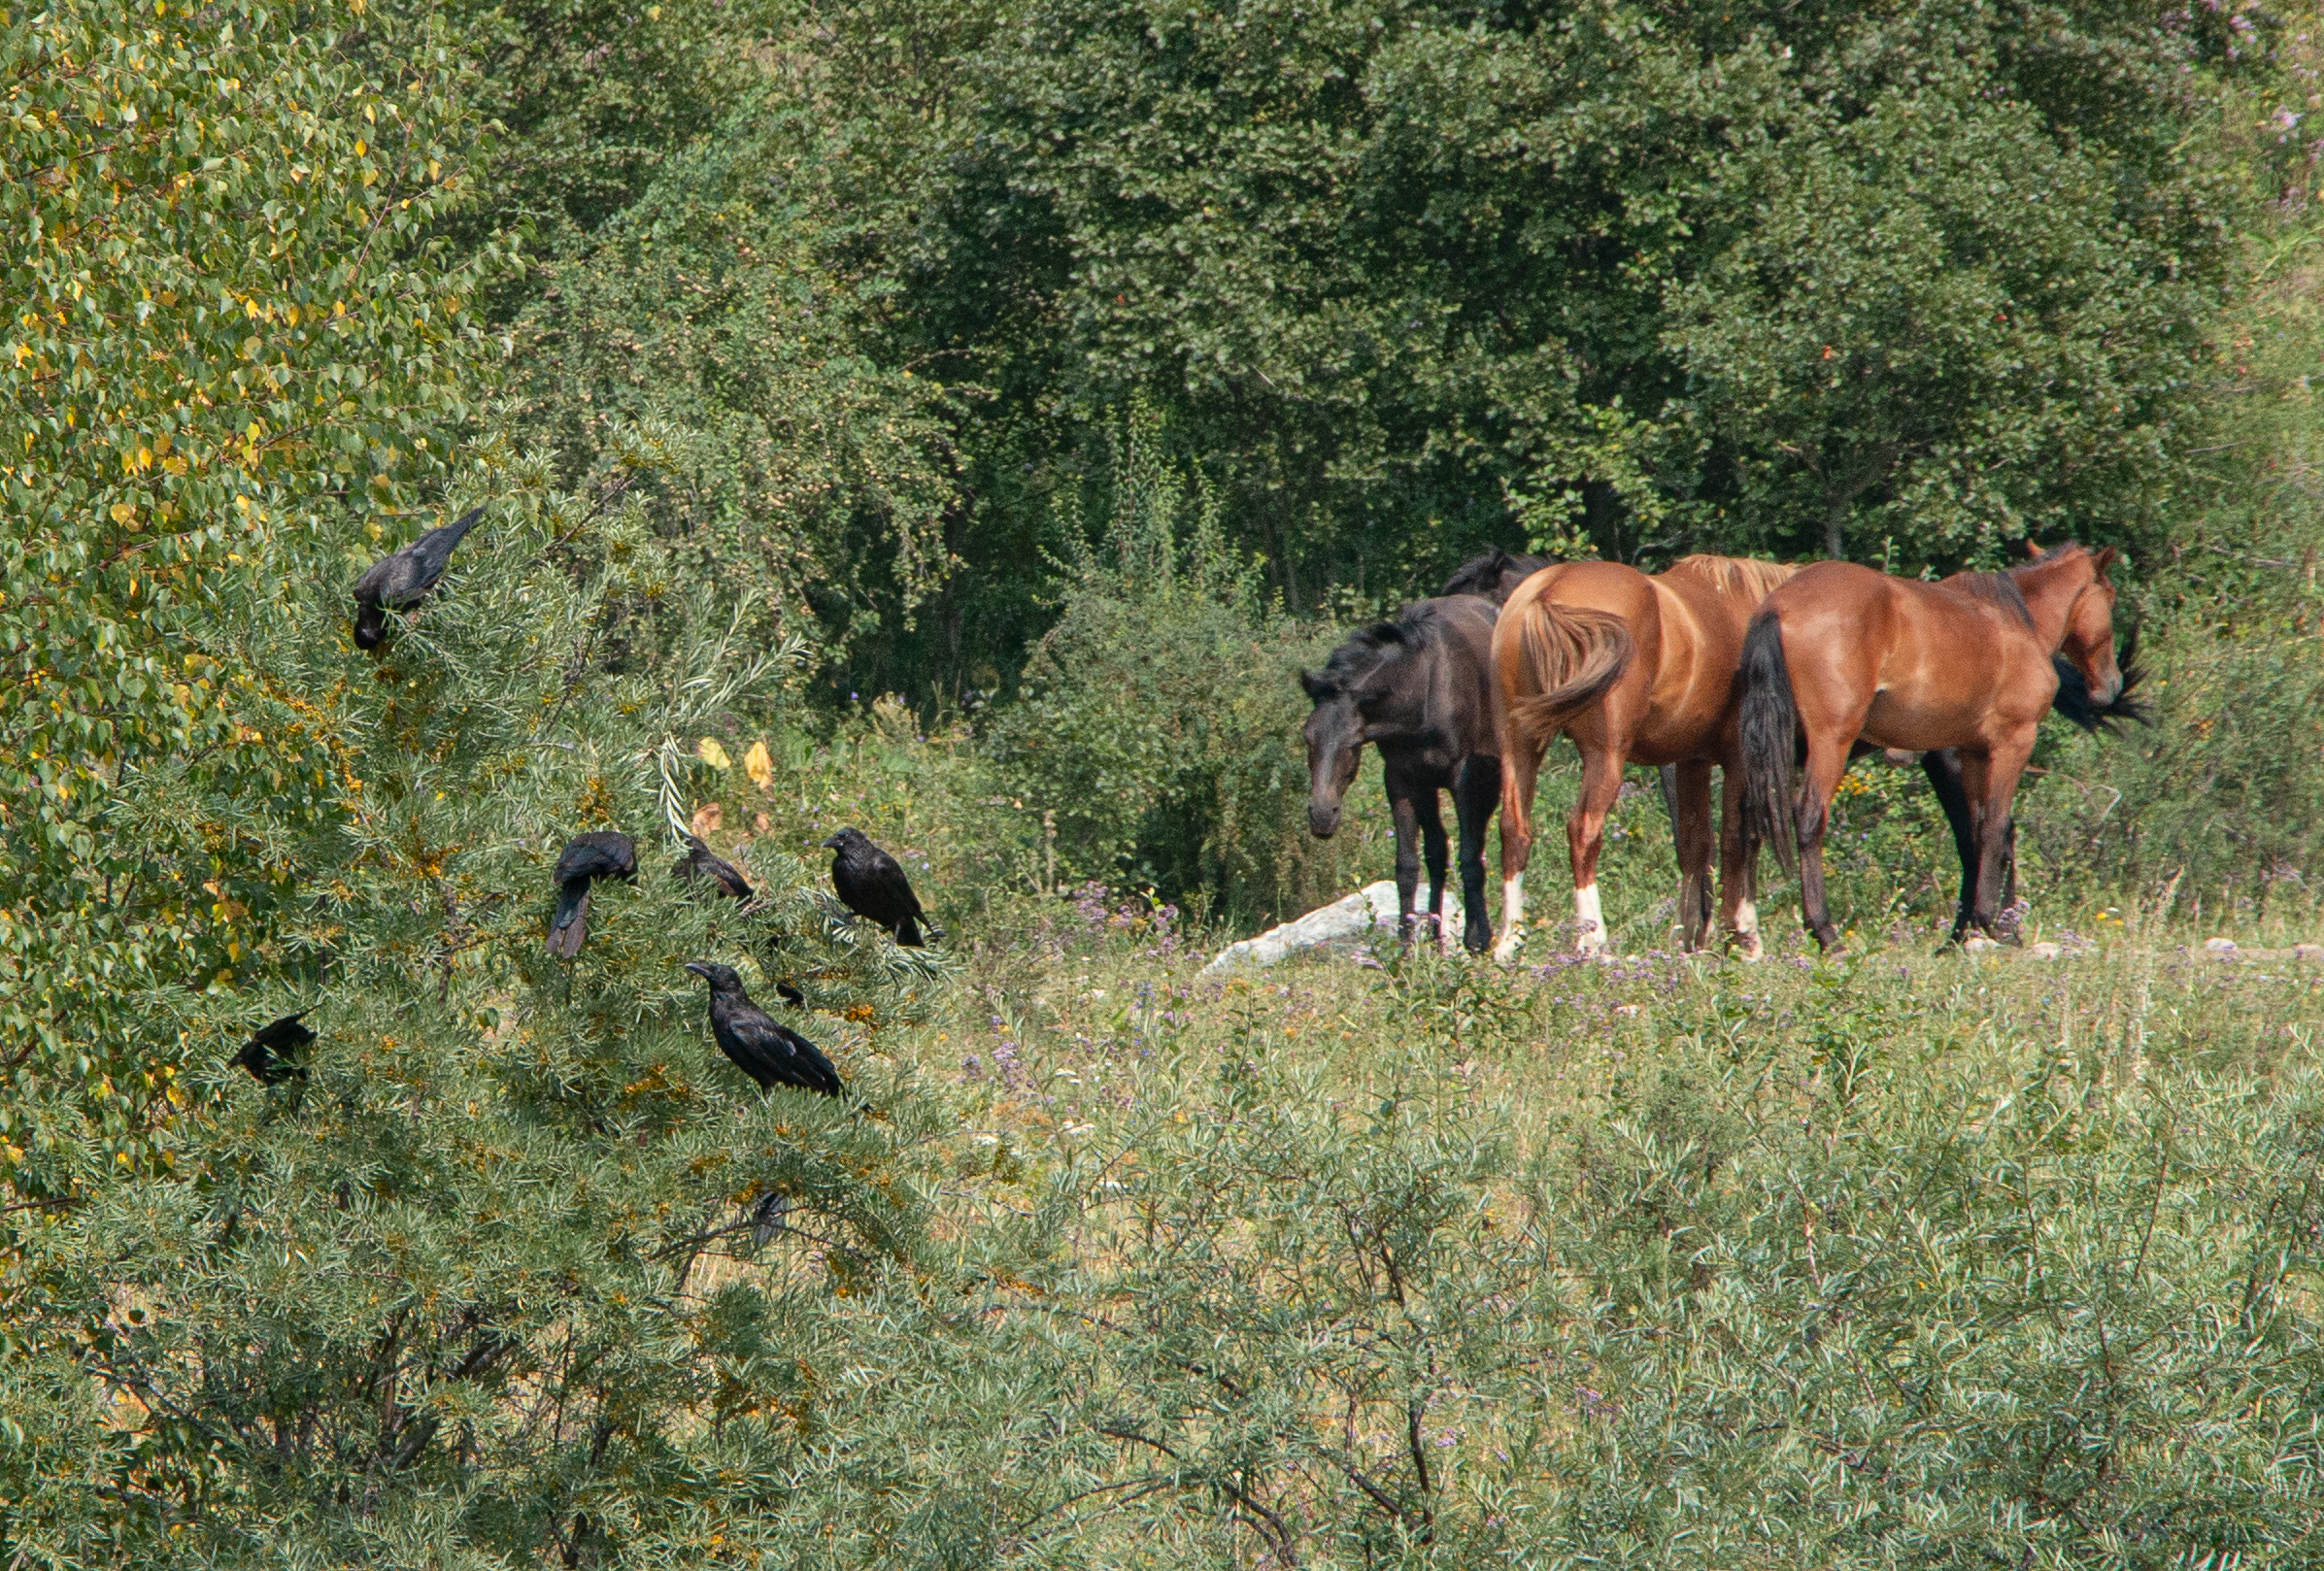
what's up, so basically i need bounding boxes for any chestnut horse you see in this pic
[1739,542,2123,951]
[1301,597,1501,952]
[1491,554,1801,960]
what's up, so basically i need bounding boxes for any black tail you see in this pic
[548,882,590,958]
[893,915,925,948]
[1737,610,1802,876]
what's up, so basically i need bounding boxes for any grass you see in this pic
[654,708,2324,1561]
[716,867,2324,1564]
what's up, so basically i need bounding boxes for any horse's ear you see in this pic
[1298,669,1330,701]
[2023,538,2045,560]
[2092,545,2118,576]
[1366,620,1407,645]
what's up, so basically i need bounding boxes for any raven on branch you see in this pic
[673,833,753,901]
[823,827,939,947]
[548,831,637,957]
[234,1011,315,1085]
[683,961,844,1097]
[352,506,487,651]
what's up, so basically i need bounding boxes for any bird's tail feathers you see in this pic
[548,884,590,958]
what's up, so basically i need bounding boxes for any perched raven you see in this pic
[353,506,487,651]
[672,833,753,901]
[823,827,938,947]
[234,1011,315,1085]
[548,831,637,957]
[683,961,844,1096]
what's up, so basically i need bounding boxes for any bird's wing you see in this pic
[728,1010,843,1096]
[352,552,406,604]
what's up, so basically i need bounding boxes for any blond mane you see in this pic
[1664,553,1801,604]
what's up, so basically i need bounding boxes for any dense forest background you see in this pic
[11,0,2324,1562]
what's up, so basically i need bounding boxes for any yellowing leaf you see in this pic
[696,737,732,770]
[744,739,774,790]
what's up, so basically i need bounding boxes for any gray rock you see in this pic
[1202,881,1465,975]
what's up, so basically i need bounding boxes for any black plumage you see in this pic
[823,826,939,947]
[548,831,637,957]
[684,961,844,1097]
[234,1011,315,1085]
[672,833,753,901]
[353,506,487,650]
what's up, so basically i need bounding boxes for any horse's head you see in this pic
[1299,623,1410,837]
[1298,668,1366,838]
[2038,540,2123,708]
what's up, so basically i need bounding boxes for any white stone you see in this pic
[2028,941,2063,960]
[1963,934,1999,953]
[2295,943,2324,963]
[1201,881,1465,975]
[2203,936,2240,957]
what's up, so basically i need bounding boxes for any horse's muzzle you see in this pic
[1307,801,1342,839]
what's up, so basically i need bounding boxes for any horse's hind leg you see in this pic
[1795,734,1854,953]
[1493,746,1542,962]
[1566,747,1625,956]
[1455,756,1499,953]
[1670,759,1714,951]
[1416,786,1450,948]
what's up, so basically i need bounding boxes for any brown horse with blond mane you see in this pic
[1739,541,2124,952]
[1491,553,1801,960]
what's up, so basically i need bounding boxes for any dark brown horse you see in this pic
[1490,554,1802,959]
[1301,597,1501,951]
[1741,541,2124,950]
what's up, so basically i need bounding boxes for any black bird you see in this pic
[352,506,487,651]
[823,827,939,947]
[683,961,844,1097]
[549,831,638,958]
[234,1011,315,1085]
[672,833,753,901]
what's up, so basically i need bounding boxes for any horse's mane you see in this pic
[1314,603,1436,692]
[1945,570,2035,627]
[1442,548,1549,602]
[1664,553,1800,601]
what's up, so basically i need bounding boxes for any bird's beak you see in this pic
[820,834,844,849]
[683,961,713,980]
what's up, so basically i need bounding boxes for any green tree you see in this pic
[2,0,494,1191]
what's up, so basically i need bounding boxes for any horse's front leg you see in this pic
[1389,774,1423,945]
[1566,747,1626,956]
[1415,785,1450,949]
[1920,749,1980,946]
[1455,756,1499,953]
[1966,736,2034,943]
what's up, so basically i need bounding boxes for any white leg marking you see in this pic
[1493,874,1526,963]
[1574,883,1607,956]
[1734,898,1764,962]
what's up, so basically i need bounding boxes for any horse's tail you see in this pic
[1503,598,1634,751]
[1738,609,1801,876]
